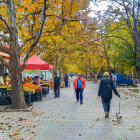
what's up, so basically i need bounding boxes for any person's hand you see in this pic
[118,94,120,98]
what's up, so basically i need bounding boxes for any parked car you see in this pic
[115,73,138,85]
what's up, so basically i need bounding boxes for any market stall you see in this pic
[20,54,54,91]
[20,54,53,79]
[0,55,53,105]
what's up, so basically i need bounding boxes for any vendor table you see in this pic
[34,89,42,101]
[0,88,11,105]
[40,84,49,97]
[24,91,33,104]
[0,88,33,105]
[0,85,49,105]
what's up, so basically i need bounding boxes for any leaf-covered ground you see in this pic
[0,78,140,140]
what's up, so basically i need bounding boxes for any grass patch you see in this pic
[130,89,139,93]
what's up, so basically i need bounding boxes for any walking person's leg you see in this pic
[65,81,68,87]
[80,89,83,104]
[101,98,109,118]
[106,99,111,114]
[75,89,79,102]
[57,87,60,97]
[54,87,57,98]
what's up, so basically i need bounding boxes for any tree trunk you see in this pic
[94,68,101,82]
[136,33,140,82]
[10,70,27,109]
[7,0,27,109]
[103,43,111,73]
[133,68,137,86]
[136,67,140,82]
[114,62,116,73]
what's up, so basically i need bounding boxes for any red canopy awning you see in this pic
[20,54,53,70]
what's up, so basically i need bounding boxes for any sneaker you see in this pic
[77,100,79,102]
[80,102,83,105]
[105,113,109,118]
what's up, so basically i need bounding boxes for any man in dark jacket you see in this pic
[54,73,60,98]
[98,72,120,118]
[64,74,68,87]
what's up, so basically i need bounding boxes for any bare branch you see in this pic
[20,21,65,51]
[16,10,42,27]
[20,0,47,71]
[0,34,9,43]
[0,55,10,70]
[42,23,65,34]
[122,1,134,34]
[17,1,52,27]
[74,58,94,75]
[20,20,65,51]
[0,15,11,33]
[104,35,135,57]
[20,35,36,51]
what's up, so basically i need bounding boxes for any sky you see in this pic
[88,1,110,17]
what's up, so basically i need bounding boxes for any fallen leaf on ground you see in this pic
[18,118,26,121]
[107,129,112,131]
[31,131,36,134]
[96,118,100,121]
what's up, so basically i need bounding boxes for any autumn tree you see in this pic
[94,0,140,81]
[0,0,89,109]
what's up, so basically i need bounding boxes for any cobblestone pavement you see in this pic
[0,78,140,140]
[34,78,140,140]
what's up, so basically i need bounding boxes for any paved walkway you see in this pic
[34,77,140,140]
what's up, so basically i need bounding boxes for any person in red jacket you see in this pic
[73,74,86,104]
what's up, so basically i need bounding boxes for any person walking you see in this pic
[54,73,60,98]
[98,72,120,118]
[111,73,117,88]
[64,74,69,87]
[74,74,86,104]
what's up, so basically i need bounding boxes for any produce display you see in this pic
[23,83,40,93]
[7,84,12,89]
[43,80,54,88]
[0,77,50,94]
[23,87,33,92]
[0,84,12,89]
[61,84,65,88]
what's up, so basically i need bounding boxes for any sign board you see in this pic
[23,69,42,78]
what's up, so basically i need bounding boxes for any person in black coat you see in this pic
[98,72,120,118]
[54,73,60,98]
[64,74,68,87]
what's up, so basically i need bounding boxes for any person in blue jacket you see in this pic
[98,72,120,118]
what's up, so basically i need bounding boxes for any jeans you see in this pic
[101,98,111,113]
[113,81,117,88]
[54,86,60,97]
[65,81,68,87]
[75,88,83,102]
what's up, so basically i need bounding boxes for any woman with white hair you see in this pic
[98,72,120,118]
